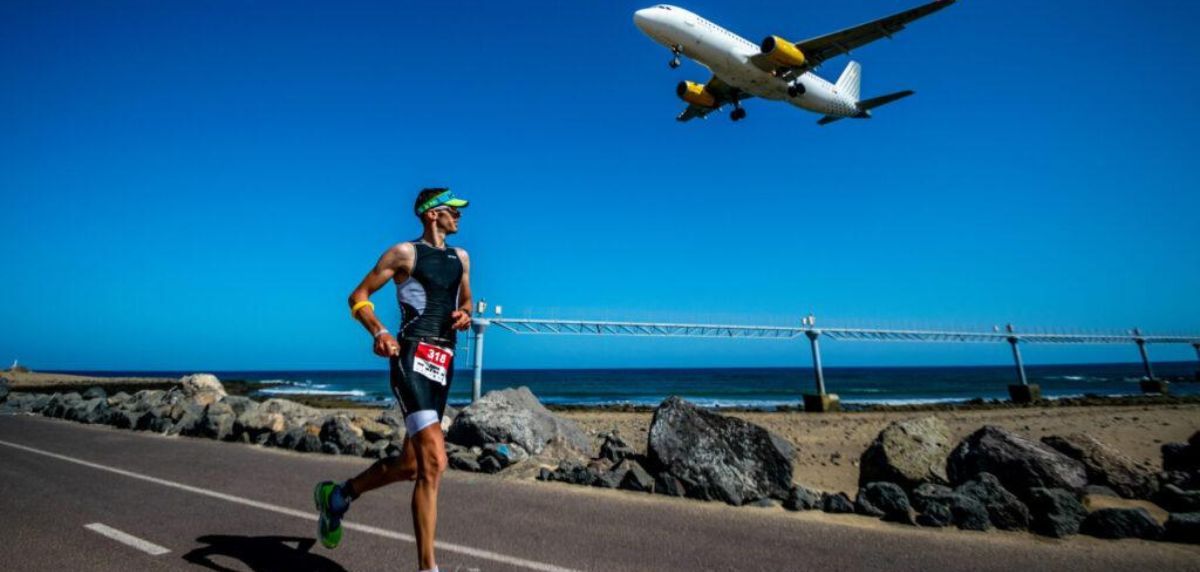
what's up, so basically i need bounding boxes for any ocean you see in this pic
[62,361,1200,409]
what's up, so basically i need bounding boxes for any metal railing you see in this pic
[467,313,1200,407]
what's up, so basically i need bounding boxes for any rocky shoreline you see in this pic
[2,372,1197,546]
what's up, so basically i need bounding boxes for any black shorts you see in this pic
[389,338,455,434]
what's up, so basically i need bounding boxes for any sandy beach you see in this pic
[2,369,175,389]
[560,405,1200,494]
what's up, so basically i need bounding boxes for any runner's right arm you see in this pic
[348,242,415,357]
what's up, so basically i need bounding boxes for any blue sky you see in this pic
[2,0,1198,371]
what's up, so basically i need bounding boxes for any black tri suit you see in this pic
[391,241,463,435]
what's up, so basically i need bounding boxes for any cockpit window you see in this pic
[657,5,672,10]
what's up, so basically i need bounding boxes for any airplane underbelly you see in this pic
[718,61,786,101]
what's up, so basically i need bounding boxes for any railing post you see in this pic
[1193,343,1200,382]
[1005,324,1040,403]
[807,329,826,396]
[470,317,490,403]
[801,316,838,412]
[1134,328,1168,394]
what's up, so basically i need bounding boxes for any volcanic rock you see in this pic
[647,396,794,506]
[856,482,915,524]
[947,425,1087,499]
[1080,508,1164,540]
[1164,512,1200,544]
[1026,487,1087,538]
[956,472,1030,530]
[783,485,822,511]
[821,492,855,514]
[1042,433,1157,499]
[1162,441,1200,473]
[320,415,367,457]
[1153,484,1200,513]
[858,416,952,491]
[618,459,655,493]
[179,373,227,406]
[598,432,637,464]
[447,387,590,455]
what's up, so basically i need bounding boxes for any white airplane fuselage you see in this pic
[634,5,859,117]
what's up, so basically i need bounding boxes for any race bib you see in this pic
[413,342,454,386]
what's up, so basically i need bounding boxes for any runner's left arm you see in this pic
[450,248,472,330]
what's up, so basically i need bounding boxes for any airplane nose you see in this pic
[633,8,654,30]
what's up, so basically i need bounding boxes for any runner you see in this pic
[315,187,472,572]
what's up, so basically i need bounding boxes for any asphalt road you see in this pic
[1,414,1197,571]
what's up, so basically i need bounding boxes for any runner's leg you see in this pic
[344,438,418,497]
[411,422,448,571]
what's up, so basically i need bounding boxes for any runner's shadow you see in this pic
[182,535,347,572]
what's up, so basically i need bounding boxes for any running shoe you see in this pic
[313,480,345,549]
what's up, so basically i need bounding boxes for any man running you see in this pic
[315,187,472,572]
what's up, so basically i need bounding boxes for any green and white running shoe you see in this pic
[313,480,345,549]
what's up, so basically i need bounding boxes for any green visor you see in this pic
[417,190,469,215]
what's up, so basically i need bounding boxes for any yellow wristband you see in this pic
[350,300,375,319]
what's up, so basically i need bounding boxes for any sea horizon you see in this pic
[39,360,1200,409]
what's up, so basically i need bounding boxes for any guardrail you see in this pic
[467,314,1200,411]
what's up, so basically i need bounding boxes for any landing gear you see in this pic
[787,82,806,98]
[730,107,747,121]
[668,45,682,69]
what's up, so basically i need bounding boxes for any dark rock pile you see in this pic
[0,375,413,459]
[541,396,796,506]
[849,423,1200,544]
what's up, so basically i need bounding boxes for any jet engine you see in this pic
[760,36,807,68]
[676,81,716,108]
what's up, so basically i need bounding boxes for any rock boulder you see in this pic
[447,387,590,455]
[956,472,1030,530]
[1080,508,1164,540]
[598,433,637,464]
[1042,433,1157,499]
[1162,440,1200,473]
[856,482,915,524]
[947,425,1086,499]
[858,416,952,491]
[1027,487,1087,538]
[647,396,794,506]
[821,492,855,514]
[618,459,655,493]
[783,485,822,511]
[1153,484,1200,513]
[1164,512,1200,544]
[320,415,367,457]
[179,374,227,406]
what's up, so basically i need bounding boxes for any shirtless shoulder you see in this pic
[381,241,417,279]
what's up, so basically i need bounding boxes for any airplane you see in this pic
[632,1,956,124]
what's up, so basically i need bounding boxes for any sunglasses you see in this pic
[432,206,461,219]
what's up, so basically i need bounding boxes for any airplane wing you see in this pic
[751,0,955,75]
[677,76,749,122]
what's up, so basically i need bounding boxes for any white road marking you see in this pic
[84,523,170,556]
[0,438,577,572]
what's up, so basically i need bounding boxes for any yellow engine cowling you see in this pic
[760,35,807,68]
[675,81,717,108]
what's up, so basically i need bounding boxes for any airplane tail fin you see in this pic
[835,61,861,102]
